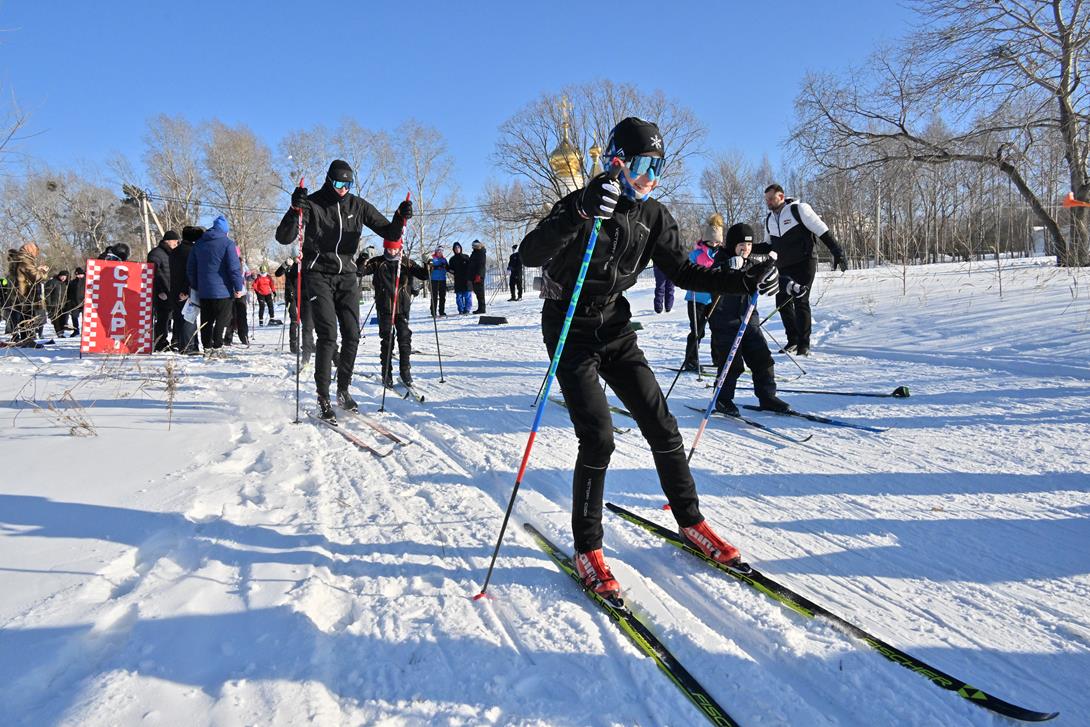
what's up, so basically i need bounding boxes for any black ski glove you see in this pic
[780,276,808,298]
[291,187,309,210]
[578,170,622,220]
[822,232,847,272]
[743,257,779,295]
[396,199,414,221]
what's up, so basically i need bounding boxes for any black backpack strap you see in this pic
[789,202,803,226]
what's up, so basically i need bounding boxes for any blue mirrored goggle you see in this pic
[620,155,664,178]
[331,179,353,190]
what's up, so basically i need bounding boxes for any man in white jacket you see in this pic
[754,184,846,356]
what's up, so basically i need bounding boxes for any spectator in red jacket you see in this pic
[252,266,277,325]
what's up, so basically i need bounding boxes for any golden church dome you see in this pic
[549,131,582,179]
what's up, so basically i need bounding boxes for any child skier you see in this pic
[681,213,724,371]
[252,265,276,325]
[362,237,429,392]
[519,117,779,598]
[708,223,792,416]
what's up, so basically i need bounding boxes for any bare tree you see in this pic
[277,120,398,205]
[0,86,29,167]
[336,120,397,204]
[0,169,132,268]
[494,79,706,206]
[792,0,1090,266]
[700,150,759,226]
[203,121,279,262]
[141,115,204,231]
[277,125,330,193]
[396,119,463,257]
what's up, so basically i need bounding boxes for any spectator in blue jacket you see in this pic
[428,247,449,317]
[187,216,244,355]
[681,213,723,371]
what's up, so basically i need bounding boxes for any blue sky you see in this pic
[1,1,913,203]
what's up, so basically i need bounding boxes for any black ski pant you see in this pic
[711,326,776,404]
[307,271,359,399]
[257,293,275,322]
[509,273,523,300]
[684,300,711,368]
[287,293,315,355]
[775,257,817,349]
[169,298,188,350]
[199,297,233,350]
[429,280,446,316]
[378,309,413,382]
[51,311,70,337]
[153,297,172,351]
[224,297,249,345]
[473,281,486,313]
[543,303,703,554]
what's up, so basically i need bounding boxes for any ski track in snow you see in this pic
[1,257,1088,726]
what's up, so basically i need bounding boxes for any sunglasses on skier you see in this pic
[620,155,665,178]
[330,179,353,190]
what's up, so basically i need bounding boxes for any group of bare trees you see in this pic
[8,1,1090,282]
[1,115,462,271]
[791,0,1090,267]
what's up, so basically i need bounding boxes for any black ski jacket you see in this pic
[65,276,85,314]
[362,255,428,316]
[469,247,487,282]
[172,241,194,296]
[275,181,403,276]
[275,261,299,303]
[508,251,523,276]
[448,252,471,292]
[147,241,173,297]
[521,190,750,304]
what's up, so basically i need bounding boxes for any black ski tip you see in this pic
[892,385,911,398]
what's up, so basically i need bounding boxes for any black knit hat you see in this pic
[725,223,756,250]
[57,270,69,278]
[182,226,204,242]
[327,159,354,184]
[604,117,664,160]
[162,230,180,242]
[75,267,85,275]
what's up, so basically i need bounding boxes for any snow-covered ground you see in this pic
[2,257,1088,726]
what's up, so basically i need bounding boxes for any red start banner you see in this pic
[79,259,154,355]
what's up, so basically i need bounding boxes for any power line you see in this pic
[143,190,512,218]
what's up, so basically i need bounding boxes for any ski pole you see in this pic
[688,290,759,463]
[293,176,304,425]
[760,325,807,377]
[665,294,721,401]
[530,369,548,408]
[476,160,622,599]
[431,308,446,383]
[379,191,411,413]
[359,299,376,336]
[758,289,798,328]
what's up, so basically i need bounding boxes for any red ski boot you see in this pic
[681,520,741,566]
[574,548,621,599]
